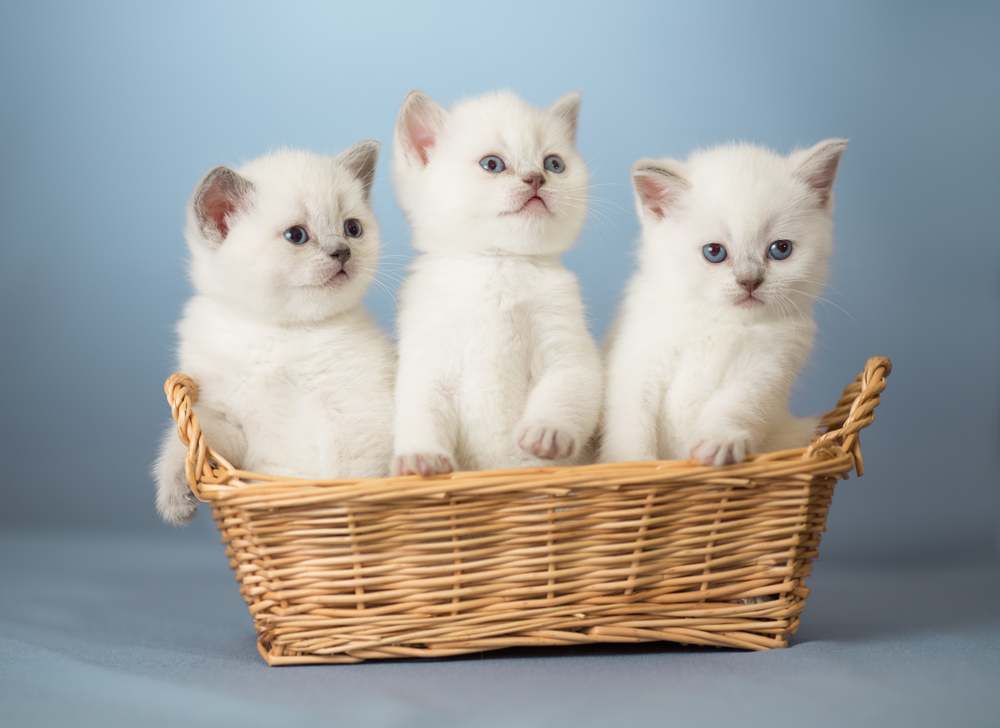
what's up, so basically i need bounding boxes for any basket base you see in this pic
[255,619,794,666]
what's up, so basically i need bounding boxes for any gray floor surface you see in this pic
[2,530,998,727]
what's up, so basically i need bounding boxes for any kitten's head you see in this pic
[393,90,588,255]
[632,139,847,318]
[185,144,381,323]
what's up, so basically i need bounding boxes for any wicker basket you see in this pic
[163,356,891,665]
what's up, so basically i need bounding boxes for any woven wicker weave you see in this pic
[163,356,891,665]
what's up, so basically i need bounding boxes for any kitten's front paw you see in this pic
[154,434,198,526]
[156,484,198,526]
[515,422,576,461]
[392,452,456,477]
[690,430,753,466]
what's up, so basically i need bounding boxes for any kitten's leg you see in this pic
[153,407,246,525]
[689,385,764,466]
[689,350,799,466]
[392,362,458,477]
[601,337,663,463]
[515,303,602,463]
[154,428,198,525]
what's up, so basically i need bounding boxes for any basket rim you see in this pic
[162,356,891,505]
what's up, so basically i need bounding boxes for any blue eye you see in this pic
[344,218,363,238]
[768,239,793,260]
[544,154,565,173]
[283,225,309,245]
[702,242,727,263]
[479,155,506,173]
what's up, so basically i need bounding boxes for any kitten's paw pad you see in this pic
[516,423,576,460]
[690,433,751,466]
[392,453,456,477]
[156,487,197,526]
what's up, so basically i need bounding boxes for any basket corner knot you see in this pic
[867,356,892,378]
[165,373,199,404]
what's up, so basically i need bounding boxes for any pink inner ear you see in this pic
[201,188,237,238]
[803,157,840,205]
[635,175,668,218]
[405,117,436,165]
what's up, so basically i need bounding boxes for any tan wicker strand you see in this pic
[163,356,891,665]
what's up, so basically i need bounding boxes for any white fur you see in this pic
[391,90,602,474]
[602,140,847,465]
[154,147,395,524]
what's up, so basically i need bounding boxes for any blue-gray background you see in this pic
[1,2,998,726]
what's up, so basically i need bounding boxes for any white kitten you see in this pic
[602,140,847,465]
[391,90,602,475]
[154,145,395,524]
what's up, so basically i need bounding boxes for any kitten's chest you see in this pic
[667,331,742,398]
[421,258,545,347]
[472,278,534,336]
[441,261,547,390]
[184,315,365,417]
[459,282,534,381]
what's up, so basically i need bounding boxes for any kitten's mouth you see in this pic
[504,195,550,216]
[317,268,350,287]
[523,195,548,212]
[735,294,764,308]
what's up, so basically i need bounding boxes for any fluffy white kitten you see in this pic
[602,139,847,466]
[391,90,602,475]
[154,145,395,524]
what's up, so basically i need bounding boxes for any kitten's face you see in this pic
[393,91,588,255]
[186,145,380,323]
[633,140,847,319]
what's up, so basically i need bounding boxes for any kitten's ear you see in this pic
[550,92,581,142]
[338,140,379,200]
[192,166,254,243]
[791,138,848,206]
[395,90,447,166]
[632,159,688,220]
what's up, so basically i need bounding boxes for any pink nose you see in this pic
[737,275,764,294]
[522,173,545,192]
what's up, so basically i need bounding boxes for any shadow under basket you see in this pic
[164,356,891,666]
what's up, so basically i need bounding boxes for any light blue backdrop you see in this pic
[1,0,997,562]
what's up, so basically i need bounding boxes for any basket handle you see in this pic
[163,373,232,499]
[808,356,892,475]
